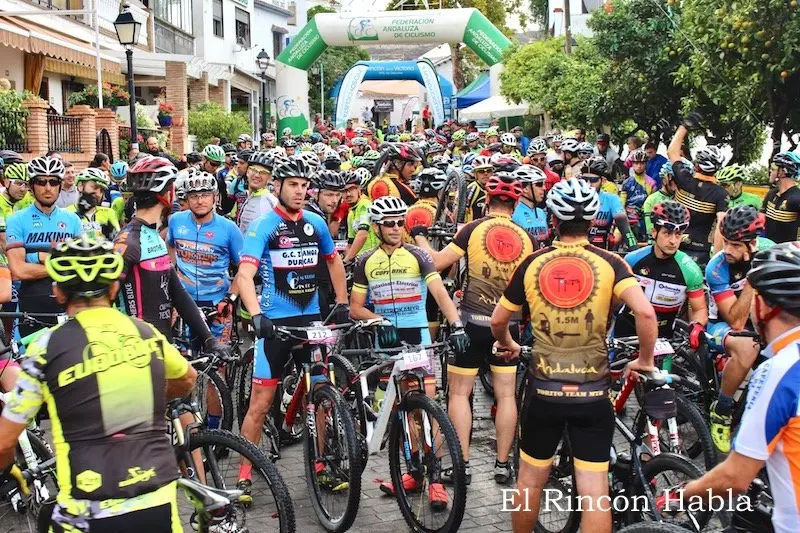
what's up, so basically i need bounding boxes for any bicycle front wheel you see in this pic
[192,368,234,432]
[389,391,466,533]
[302,383,362,533]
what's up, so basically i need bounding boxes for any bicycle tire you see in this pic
[479,366,494,396]
[236,346,255,428]
[328,353,368,468]
[12,430,58,533]
[389,391,466,533]
[302,384,362,533]
[666,393,718,470]
[616,522,695,533]
[193,368,234,432]
[186,429,296,533]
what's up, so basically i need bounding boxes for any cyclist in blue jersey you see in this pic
[580,156,637,251]
[6,156,82,337]
[620,149,658,242]
[234,155,349,494]
[511,165,550,247]
[705,205,774,453]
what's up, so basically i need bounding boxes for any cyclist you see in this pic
[525,137,561,192]
[237,133,253,151]
[307,169,346,236]
[262,131,276,149]
[642,163,678,238]
[615,201,707,342]
[499,132,522,159]
[560,138,582,178]
[463,155,493,222]
[227,149,253,216]
[466,132,481,154]
[0,235,197,533]
[367,143,419,206]
[450,129,467,157]
[581,156,636,251]
[6,156,82,337]
[413,174,534,485]
[511,165,550,247]
[683,241,800,533]
[282,137,297,157]
[350,137,369,158]
[219,143,237,181]
[705,205,774,453]
[342,169,380,262]
[620,149,658,241]
[236,151,279,233]
[65,168,120,240]
[201,144,235,215]
[405,167,448,237]
[110,160,131,225]
[762,150,800,243]
[493,177,656,533]
[0,162,29,245]
[716,164,762,210]
[349,196,467,507]
[667,123,729,265]
[235,155,349,493]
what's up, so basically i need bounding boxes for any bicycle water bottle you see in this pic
[280,388,293,414]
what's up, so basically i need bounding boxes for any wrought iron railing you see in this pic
[47,115,82,153]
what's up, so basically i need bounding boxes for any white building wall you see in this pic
[0,46,24,91]
[44,74,64,114]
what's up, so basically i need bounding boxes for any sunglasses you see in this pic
[580,175,601,183]
[532,156,546,162]
[379,219,405,228]
[32,178,61,187]
[207,161,221,168]
[657,221,689,233]
[533,182,545,188]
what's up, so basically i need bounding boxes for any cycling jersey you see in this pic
[512,201,550,247]
[642,190,674,236]
[368,173,417,206]
[110,195,127,225]
[728,191,763,211]
[447,213,534,323]
[733,325,800,533]
[500,239,639,402]
[464,181,486,223]
[620,174,657,225]
[588,191,625,249]
[237,188,278,233]
[405,198,438,232]
[65,205,120,240]
[706,236,775,320]
[1,307,186,526]
[240,206,335,319]
[672,164,729,250]
[227,174,249,217]
[762,185,800,243]
[0,194,22,232]
[617,246,704,337]
[166,211,243,302]
[352,244,439,329]
[346,196,380,252]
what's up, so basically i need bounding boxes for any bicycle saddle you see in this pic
[178,477,244,510]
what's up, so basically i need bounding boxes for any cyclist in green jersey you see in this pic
[716,164,763,210]
[642,163,678,238]
[66,168,121,240]
[0,163,29,244]
[342,170,380,262]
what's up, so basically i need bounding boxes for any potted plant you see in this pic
[67,83,129,110]
[158,102,175,127]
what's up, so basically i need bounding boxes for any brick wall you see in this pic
[209,80,228,107]
[188,72,209,109]
[22,99,48,156]
[165,61,188,154]
[93,108,120,161]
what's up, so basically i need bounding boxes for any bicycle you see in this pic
[329,320,467,533]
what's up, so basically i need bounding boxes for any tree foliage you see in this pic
[188,103,252,148]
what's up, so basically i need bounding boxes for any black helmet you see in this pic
[720,205,765,242]
[45,235,124,299]
[237,149,253,163]
[0,150,24,165]
[581,155,609,178]
[272,155,315,181]
[314,169,345,191]
[341,169,361,188]
[747,242,800,314]
[384,142,422,162]
[221,143,237,154]
[650,201,690,231]
[186,151,203,165]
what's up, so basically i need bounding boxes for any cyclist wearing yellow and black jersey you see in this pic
[367,142,419,207]
[492,178,657,533]
[667,120,729,266]
[0,235,197,533]
[463,155,493,222]
[413,174,534,485]
[0,162,30,242]
[342,169,380,262]
[65,168,120,240]
[762,151,800,243]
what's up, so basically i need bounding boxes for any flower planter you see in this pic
[158,115,173,127]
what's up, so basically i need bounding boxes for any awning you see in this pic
[43,58,125,85]
[453,71,489,109]
[459,95,541,120]
[0,16,121,74]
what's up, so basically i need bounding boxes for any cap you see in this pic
[596,133,610,143]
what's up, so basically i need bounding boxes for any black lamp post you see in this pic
[114,5,142,152]
[256,49,271,137]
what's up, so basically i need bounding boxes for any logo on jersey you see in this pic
[205,231,214,239]
[303,223,314,236]
[484,225,524,263]
[538,255,596,309]
[287,271,298,289]
[278,236,299,249]
[178,226,188,236]
[58,221,66,230]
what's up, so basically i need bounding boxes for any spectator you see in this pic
[512,125,530,155]
[345,119,356,140]
[422,105,431,128]
[56,162,79,208]
[144,136,177,165]
[469,120,478,132]
[594,133,619,168]
[45,150,62,160]
[575,128,586,143]
[89,153,111,173]
[644,141,669,189]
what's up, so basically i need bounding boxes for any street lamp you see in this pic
[256,48,271,137]
[114,4,142,152]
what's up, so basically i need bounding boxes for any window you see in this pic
[213,0,224,38]
[272,30,282,58]
[152,0,193,35]
[235,8,250,48]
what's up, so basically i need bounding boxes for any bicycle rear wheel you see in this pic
[192,367,234,432]
[658,393,718,470]
[534,438,580,533]
[388,391,466,533]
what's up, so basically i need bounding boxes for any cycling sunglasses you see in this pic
[656,221,689,233]
[531,156,546,162]
[379,219,405,228]
[32,178,62,187]
[580,174,601,183]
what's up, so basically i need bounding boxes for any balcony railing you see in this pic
[47,115,82,153]
[0,110,29,153]
[155,21,194,55]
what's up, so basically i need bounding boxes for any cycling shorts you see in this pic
[253,314,320,386]
[49,502,179,533]
[706,321,732,354]
[449,322,519,376]
[425,292,439,325]
[520,396,614,470]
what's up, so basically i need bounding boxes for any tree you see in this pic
[306,6,370,120]
[188,103,252,148]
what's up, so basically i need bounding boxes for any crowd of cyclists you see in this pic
[0,108,798,533]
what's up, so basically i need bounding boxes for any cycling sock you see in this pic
[495,459,508,469]
[207,415,221,430]
[715,394,734,417]
[238,464,252,481]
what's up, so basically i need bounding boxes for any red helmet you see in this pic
[485,173,523,201]
[127,156,178,193]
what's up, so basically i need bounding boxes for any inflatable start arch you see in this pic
[275,8,511,133]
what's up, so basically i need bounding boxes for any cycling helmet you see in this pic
[282,138,297,148]
[716,164,747,183]
[423,128,436,139]
[513,165,546,185]
[385,143,422,162]
[186,152,202,165]
[322,150,341,169]
[359,160,376,173]
[416,167,448,195]
[127,156,178,193]
[0,150,23,165]
[237,134,252,144]
[431,154,451,172]
[351,137,369,148]
[174,173,187,201]
[272,155,315,181]
[772,151,800,178]
[500,132,517,147]
[315,169,346,191]
[4,163,28,182]
[581,155,610,177]
[720,205,765,242]
[551,133,564,143]
[399,133,412,142]
[363,150,381,161]
[336,145,349,156]
[651,200,690,230]
[354,167,373,189]
[526,137,549,156]
[297,151,321,170]
[452,130,466,141]
[547,152,565,167]
[485,127,499,138]
[184,170,217,194]
[329,137,341,146]
[247,150,278,170]
[560,138,580,154]
[28,156,65,179]
[577,142,594,156]
[202,145,226,164]
[630,149,648,163]
[299,143,313,153]
[369,195,408,222]
[473,155,493,170]
[485,173,523,201]
[302,128,313,137]
[385,134,399,143]
[237,149,253,163]
[490,153,521,173]
[694,145,725,174]
[262,132,275,141]
[110,161,129,181]
[312,142,327,154]
[282,127,293,137]
[546,177,600,221]
[221,143,237,155]
[350,156,364,169]
[413,133,426,142]
[675,157,695,177]
[46,235,123,298]
[76,168,110,189]
[659,162,674,182]
[462,152,477,166]
[426,141,445,154]
[747,242,800,313]
[310,132,323,144]
[466,132,480,143]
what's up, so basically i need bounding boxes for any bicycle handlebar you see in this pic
[22,457,56,482]
[340,341,449,357]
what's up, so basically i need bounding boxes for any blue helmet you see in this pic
[110,160,129,181]
[773,151,800,178]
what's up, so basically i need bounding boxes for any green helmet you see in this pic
[716,164,746,184]
[5,162,28,182]
[76,168,110,189]
[364,150,381,161]
[452,130,466,141]
[302,128,313,137]
[202,144,226,164]
[46,234,124,299]
[351,156,364,168]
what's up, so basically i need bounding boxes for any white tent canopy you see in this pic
[459,95,541,120]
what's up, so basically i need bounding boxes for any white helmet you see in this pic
[546,177,599,221]
[577,141,594,155]
[28,156,65,179]
[312,142,327,154]
[184,170,217,193]
[473,155,493,170]
[513,165,546,185]
[369,195,408,222]
[527,137,548,156]
[694,145,725,174]
[500,132,517,147]
[75,167,110,189]
[297,151,321,170]
[560,138,580,153]
[354,167,373,189]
